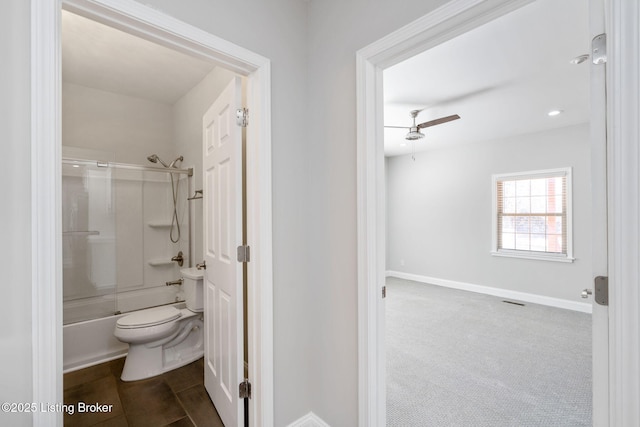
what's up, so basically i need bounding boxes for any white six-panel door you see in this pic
[203,76,244,427]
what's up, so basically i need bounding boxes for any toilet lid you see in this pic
[116,306,181,329]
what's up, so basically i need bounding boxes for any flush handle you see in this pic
[196,260,206,270]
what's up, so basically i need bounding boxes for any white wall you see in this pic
[172,66,236,266]
[305,1,452,425]
[386,124,592,302]
[62,82,174,164]
[0,1,32,425]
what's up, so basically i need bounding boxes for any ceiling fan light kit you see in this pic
[405,127,425,140]
[386,109,461,142]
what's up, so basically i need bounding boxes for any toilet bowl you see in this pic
[114,267,205,381]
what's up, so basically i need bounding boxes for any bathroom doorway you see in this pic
[31,0,274,425]
[60,8,238,368]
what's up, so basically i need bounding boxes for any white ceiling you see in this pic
[383,0,590,157]
[62,10,216,105]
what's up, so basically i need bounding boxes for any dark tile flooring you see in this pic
[63,358,224,427]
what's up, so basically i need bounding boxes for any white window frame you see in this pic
[491,167,574,263]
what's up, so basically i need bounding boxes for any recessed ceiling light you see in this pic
[548,109,563,117]
[72,164,80,168]
[570,54,590,65]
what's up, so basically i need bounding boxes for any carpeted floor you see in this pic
[386,277,592,426]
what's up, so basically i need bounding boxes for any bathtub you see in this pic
[63,287,184,373]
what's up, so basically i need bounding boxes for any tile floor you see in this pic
[63,358,224,427]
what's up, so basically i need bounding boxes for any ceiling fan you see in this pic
[385,109,461,140]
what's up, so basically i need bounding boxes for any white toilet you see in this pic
[114,267,205,381]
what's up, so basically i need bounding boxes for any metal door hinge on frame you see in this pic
[236,108,249,127]
[592,33,607,64]
[239,379,252,399]
[594,276,608,306]
[382,286,386,299]
[237,245,250,263]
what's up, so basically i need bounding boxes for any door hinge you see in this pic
[592,33,607,64]
[239,379,252,399]
[382,286,386,299]
[237,245,250,263]
[594,276,608,306]
[236,108,249,127]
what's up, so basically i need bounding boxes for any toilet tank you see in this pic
[180,267,204,312]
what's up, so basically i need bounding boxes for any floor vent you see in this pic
[502,300,525,306]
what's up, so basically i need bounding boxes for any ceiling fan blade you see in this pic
[384,125,409,129]
[417,114,460,129]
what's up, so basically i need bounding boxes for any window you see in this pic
[492,168,573,262]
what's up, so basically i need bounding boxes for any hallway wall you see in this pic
[0,2,32,425]
[305,1,453,425]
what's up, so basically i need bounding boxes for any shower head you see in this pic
[147,154,169,168]
[147,154,183,168]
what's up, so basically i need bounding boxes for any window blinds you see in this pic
[496,173,567,254]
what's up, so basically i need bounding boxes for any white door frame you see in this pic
[356,0,640,426]
[30,1,274,426]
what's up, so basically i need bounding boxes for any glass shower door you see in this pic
[62,160,117,324]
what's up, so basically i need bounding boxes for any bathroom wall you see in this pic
[62,82,174,164]
[172,66,237,266]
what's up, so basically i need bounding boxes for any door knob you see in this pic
[581,289,593,299]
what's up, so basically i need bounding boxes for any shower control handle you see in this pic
[196,261,206,270]
[171,251,184,267]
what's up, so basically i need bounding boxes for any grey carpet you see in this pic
[386,277,592,426]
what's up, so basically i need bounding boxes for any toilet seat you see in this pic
[117,306,181,329]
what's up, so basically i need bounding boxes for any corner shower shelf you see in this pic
[147,222,172,229]
[147,259,175,267]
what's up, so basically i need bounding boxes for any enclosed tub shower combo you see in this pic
[62,155,205,377]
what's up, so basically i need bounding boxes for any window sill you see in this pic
[491,250,575,263]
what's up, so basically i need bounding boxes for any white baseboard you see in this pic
[386,270,592,314]
[286,412,331,427]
